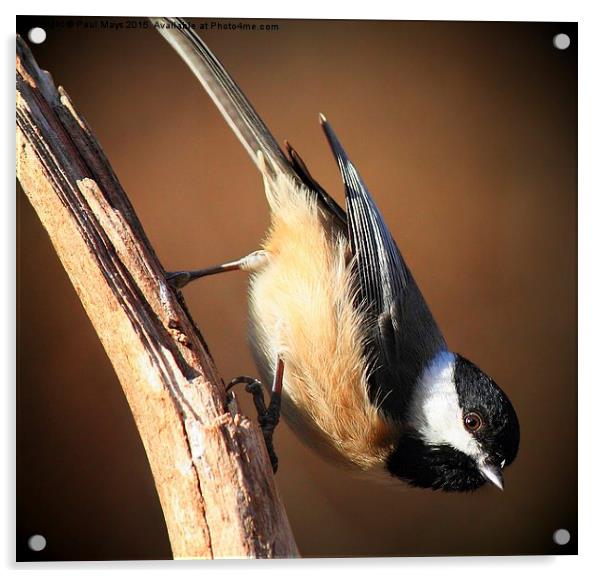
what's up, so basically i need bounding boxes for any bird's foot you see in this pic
[227,375,281,473]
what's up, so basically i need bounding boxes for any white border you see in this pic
[4,0,601,576]
[2,0,594,20]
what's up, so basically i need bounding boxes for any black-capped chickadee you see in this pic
[153,17,520,492]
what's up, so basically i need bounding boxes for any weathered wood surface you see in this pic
[16,35,298,559]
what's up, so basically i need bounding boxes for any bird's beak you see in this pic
[479,462,504,491]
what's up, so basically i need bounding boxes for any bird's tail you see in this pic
[150,17,300,195]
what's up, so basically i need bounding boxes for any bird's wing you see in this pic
[321,117,447,420]
[285,140,347,228]
[150,17,345,225]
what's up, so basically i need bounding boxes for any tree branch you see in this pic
[16,35,298,559]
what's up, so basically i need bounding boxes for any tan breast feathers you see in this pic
[248,172,399,470]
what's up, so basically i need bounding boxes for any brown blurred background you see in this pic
[16,16,577,560]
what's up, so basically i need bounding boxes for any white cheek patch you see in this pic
[409,351,482,460]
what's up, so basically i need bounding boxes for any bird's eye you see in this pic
[463,412,483,433]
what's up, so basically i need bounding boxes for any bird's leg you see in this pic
[227,357,284,473]
[167,250,268,289]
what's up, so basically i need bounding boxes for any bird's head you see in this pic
[387,352,520,492]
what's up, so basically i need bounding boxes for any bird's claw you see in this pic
[227,376,280,473]
[166,271,192,290]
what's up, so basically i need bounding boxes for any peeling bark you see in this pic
[16,35,298,559]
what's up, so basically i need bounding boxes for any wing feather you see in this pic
[321,117,447,419]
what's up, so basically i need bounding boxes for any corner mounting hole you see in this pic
[553,33,570,50]
[28,534,47,551]
[27,27,47,44]
[553,528,570,546]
